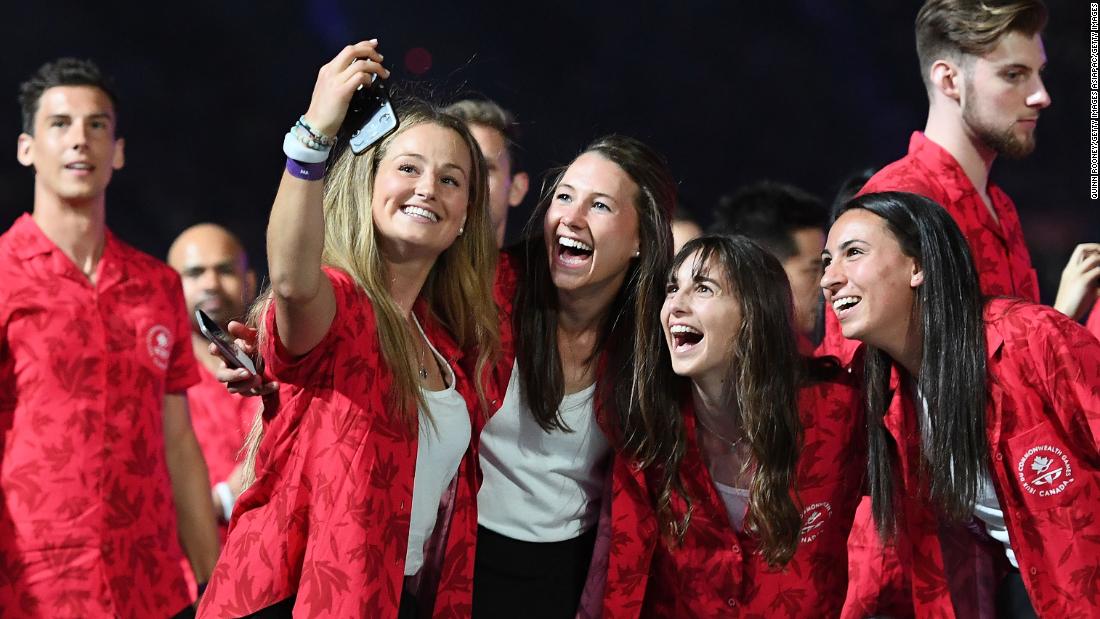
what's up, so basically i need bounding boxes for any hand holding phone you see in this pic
[344,75,400,155]
[196,310,258,376]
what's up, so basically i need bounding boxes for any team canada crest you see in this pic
[800,501,832,543]
[146,325,172,370]
[1017,445,1075,498]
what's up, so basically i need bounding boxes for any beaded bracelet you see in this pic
[295,116,335,147]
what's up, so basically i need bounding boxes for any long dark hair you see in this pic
[512,134,685,532]
[672,235,804,566]
[836,192,987,537]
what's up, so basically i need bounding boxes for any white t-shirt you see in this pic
[712,480,750,532]
[477,360,611,542]
[404,320,472,576]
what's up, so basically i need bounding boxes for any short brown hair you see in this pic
[443,98,524,172]
[915,0,1047,88]
[19,58,119,135]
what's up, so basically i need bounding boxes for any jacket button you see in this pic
[995,453,1003,461]
[1029,567,1038,576]
[732,545,741,554]
[727,598,736,607]
[491,399,498,406]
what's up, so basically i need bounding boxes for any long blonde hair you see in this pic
[242,101,499,485]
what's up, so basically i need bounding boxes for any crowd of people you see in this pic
[1,0,1098,618]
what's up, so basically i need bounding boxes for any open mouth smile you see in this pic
[832,295,861,319]
[669,324,704,352]
[402,205,439,223]
[556,235,594,266]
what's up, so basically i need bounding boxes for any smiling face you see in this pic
[960,31,1051,159]
[543,151,641,297]
[820,209,923,353]
[661,251,741,388]
[17,85,124,206]
[371,122,472,259]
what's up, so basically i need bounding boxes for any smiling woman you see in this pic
[197,40,499,618]
[822,191,1100,617]
[639,235,865,617]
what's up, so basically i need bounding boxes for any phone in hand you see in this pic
[195,309,258,376]
[347,76,399,155]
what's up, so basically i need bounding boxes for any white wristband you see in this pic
[283,131,331,164]
[214,481,236,522]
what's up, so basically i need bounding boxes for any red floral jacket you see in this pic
[197,267,480,618]
[877,299,1100,618]
[0,214,199,618]
[611,365,865,618]
[824,131,1043,618]
[479,252,660,619]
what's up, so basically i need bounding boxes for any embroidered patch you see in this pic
[146,325,172,370]
[1017,445,1075,498]
[800,501,832,543]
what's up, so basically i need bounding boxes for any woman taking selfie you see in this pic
[198,40,498,618]
[821,191,1100,618]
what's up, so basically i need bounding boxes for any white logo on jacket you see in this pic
[800,502,832,543]
[146,325,172,370]
[1017,445,1075,497]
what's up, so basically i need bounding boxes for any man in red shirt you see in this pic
[0,58,218,618]
[168,224,258,537]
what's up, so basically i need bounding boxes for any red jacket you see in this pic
[820,131,1040,367]
[0,214,199,618]
[480,252,659,619]
[825,132,1043,618]
[878,299,1100,618]
[1088,299,1100,340]
[618,366,865,618]
[198,268,480,618]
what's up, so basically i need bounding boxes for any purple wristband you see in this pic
[286,158,326,181]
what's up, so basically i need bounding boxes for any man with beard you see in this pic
[825,2,1058,616]
[168,224,257,538]
[824,0,1050,369]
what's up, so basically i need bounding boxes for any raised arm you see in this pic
[268,40,389,356]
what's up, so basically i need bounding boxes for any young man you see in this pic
[0,58,218,618]
[444,99,529,248]
[711,180,827,352]
[167,224,258,539]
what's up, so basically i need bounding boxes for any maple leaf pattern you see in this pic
[0,216,199,617]
[851,299,1100,617]
[638,372,864,617]
[199,267,481,618]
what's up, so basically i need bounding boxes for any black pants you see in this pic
[996,569,1037,619]
[472,525,597,619]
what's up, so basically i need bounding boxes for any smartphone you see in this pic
[195,309,258,376]
[347,76,399,155]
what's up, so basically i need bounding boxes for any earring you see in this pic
[633,249,640,257]
[458,227,465,236]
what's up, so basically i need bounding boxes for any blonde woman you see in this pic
[197,40,498,618]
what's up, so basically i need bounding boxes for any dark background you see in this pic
[1,0,1095,305]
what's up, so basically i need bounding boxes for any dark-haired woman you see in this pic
[821,191,1100,618]
[637,235,865,617]
[471,136,682,618]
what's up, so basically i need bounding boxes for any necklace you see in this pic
[695,410,746,451]
[409,315,429,381]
